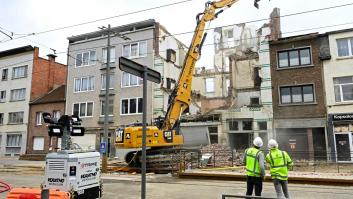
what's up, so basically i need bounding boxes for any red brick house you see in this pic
[25,85,66,156]
[270,33,328,161]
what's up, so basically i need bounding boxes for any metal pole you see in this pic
[61,116,70,150]
[102,24,111,173]
[141,65,148,199]
[41,189,49,199]
[61,127,68,150]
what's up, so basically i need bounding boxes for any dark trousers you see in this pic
[246,176,263,196]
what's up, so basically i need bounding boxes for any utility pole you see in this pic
[100,24,111,173]
[99,24,130,173]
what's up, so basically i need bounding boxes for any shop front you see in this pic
[328,113,353,162]
[274,118,327,161]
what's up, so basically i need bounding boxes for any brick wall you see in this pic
[26,102,64,154]
[270,35,327,119]
[31,48,67,100]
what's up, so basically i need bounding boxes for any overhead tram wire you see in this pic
[1,1,353,44]
[55,20,353,56]
[0,0,194,43]
[2,19,353,72]
[49,3,353,55]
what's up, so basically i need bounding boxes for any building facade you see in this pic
[65,20,186,156]
[0,46,67,157]
[270,33,328,160]
[323,28,353,162]
[188,9,280,151]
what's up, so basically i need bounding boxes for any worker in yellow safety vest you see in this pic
[266,139,293,199]
[243,137,265,197]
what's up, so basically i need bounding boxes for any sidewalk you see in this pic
[179,169,353,185]
[0,157,45,167]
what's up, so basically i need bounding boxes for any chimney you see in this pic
[269,8,281,41]
[33,47,39,59]
[47,54,57,62]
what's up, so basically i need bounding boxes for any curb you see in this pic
[177,172,353,186]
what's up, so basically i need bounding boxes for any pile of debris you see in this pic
[200,144,243,167]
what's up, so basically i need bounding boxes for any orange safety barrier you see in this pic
[6,188,70,199]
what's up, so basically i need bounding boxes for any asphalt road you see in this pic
[1,173,353,199]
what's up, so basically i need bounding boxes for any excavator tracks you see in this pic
[111,148,200,173]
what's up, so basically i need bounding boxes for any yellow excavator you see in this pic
[115,0,264,167]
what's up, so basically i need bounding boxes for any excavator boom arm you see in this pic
[161,0,240,131]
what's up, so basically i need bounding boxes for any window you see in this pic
[166,49,176,63]
[75,51,96,67]
[36,112,42,125]
[122,41,147,58]
[334,76,353,102]
[53,111,60,119]
[33,137,44,151]
[8,112,24,124]
[102,47,116,63]
[225,29,234,39]
[74,76,94,92]
[100,99,114,116]
[337,38,353,57]
[280,85,315,104]
[101,74,114,90]
[166,78,176,90]
[12,65,28,79]
[121,72,142,87]
[0,90,6,102]
[2,69,8,81]
[139,42,147,57]
[205,78,215,93]
[277,47,312,68]
[228,119,254,131]
[243,121,253,130]
[0,113,3,125]
[7,134,21,147]
[121,97,143,115]
[73,102,93,117]
[208,127,218,144]
[258,122,267,131]
[250,97,260,106]
[10,88,26,101]
[228,120,239,131]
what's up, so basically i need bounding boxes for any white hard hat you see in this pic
[253,137,263,147]
[268,139,278,149]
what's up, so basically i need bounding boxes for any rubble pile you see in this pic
[200,144,243,167]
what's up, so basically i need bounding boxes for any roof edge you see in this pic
[0,45,34,58]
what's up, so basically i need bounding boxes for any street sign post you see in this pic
[119,56,161,199]
[100,142,107,154]
[119,57,161,84]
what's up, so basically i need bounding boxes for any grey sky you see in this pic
[1,0,353,67]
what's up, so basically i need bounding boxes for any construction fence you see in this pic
[177,147,353,174]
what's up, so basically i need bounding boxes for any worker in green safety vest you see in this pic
[243,137,265,197]
[266,139,293,199]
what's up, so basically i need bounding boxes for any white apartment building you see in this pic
[323,28,353,162]
[66,20,186,156]
[0,46,34,156]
